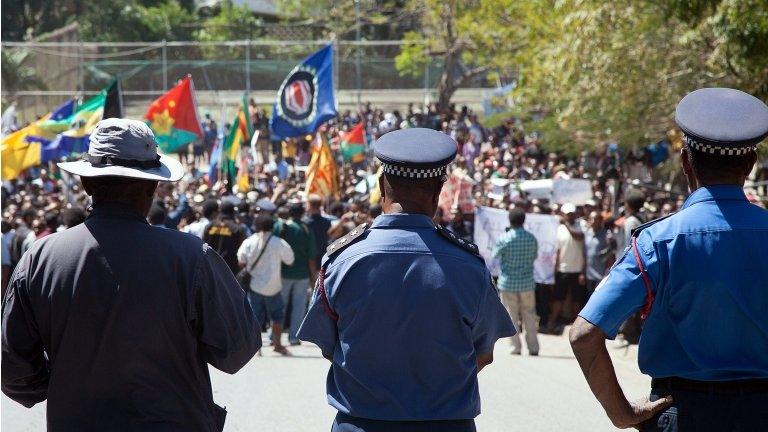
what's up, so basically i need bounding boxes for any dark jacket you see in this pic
[1,204,261,431]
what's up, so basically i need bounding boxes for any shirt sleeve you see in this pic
[1,256,49,407]
[191,244,261,374]
[297,274,337,356]
[491,235,507,259]
[578,231,659,339]
[471,271,517,355]
[236,238,251,265]
[280,238,295,266]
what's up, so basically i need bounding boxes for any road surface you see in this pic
[2,330,649,431]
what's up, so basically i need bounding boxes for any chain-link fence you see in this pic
[2,40,481,123]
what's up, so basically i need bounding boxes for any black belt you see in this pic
[652,377,768,395]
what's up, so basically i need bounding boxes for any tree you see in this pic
[1,50,47,95]
[509,0,767,151]
[77,0,197,42]
[395,0,526,112]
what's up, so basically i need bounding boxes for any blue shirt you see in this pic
[297,213,515,421]
[492,227,538,292]
[580,185,768,381]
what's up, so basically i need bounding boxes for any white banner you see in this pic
[552,178,592,205]
[474,206,559,284]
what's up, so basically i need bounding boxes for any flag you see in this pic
[236,152,250,192]
[145,75,203,153]
[40,79,123,162]
[340,122,366,163]
[208,139,222,185]
[270,44,337,139]
[221,116,245,179]
[1,127,41,180]
[237,93,253,143]
[305,132,339,197]
[103,79,124,119]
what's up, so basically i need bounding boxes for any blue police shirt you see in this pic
[297,213,516,421]
[580,185,768,381]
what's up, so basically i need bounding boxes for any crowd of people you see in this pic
[3,101,767,349]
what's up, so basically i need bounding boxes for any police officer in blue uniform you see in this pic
[298,128,516,432]
[570,88,768,431]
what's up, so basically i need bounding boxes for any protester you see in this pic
[183,199,218,239]
[303,193,333,270]
[546,203,586,334]
[274,202,317,346]
[1,119,260,430]
[203,200,247,275]
[238,214,295,356]
[584,211,615,300]
[493,207,540,356]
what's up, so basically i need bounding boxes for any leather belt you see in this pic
[652,377,768,395]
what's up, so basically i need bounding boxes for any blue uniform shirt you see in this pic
[580,185,768,381]
[297,213,516,421]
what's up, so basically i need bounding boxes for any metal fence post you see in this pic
[162,40,168,90]
[245,39,251,93]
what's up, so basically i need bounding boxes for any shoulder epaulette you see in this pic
[326,222,369,256]
[436,225,480,256]
[630,213,675,238]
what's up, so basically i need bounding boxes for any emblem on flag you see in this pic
[270,44,337,139]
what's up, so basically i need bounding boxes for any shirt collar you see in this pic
[681,185,747,210]
[370,213,435,229]
[88,203,148,224]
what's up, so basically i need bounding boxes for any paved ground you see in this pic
[2,330,649,431]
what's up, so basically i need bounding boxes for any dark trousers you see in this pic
[643,387,768,431]
[332,412,476,432]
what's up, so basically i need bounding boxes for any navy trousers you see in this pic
[643,390,768,431]
[331,412,476,432]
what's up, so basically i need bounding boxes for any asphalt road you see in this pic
[2,331,649,431]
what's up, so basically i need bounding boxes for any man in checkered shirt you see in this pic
[493,207,540,356]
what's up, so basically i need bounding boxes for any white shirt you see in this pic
[557,223,585,273]
[237,232,294,296]
[182,217,209,239]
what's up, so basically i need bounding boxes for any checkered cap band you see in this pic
[684,134,756,156]
[381,163,448,179]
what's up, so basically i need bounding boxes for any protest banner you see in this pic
[552,178,592,205]
[518,179,553,200]
[474,206,559,283]
[438,168,475,217]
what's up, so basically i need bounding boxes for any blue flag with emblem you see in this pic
[269,44,337,140]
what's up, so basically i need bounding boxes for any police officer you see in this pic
[570,88,768,431]
[298,128,516,432]
[203,200,247,275]
[1,119,260,431]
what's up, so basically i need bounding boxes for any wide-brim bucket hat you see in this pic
[58,118,183,181]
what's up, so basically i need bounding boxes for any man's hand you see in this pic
[611,396,674,429]
[578,273,586,286]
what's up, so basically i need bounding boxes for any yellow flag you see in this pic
[369,165,384,204]
[305,132,339,197]
[1,128,42,180]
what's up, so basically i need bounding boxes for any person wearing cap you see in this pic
[545,202,586,334]
[203,200,247,275]
[1,119,260,431]
[297,128,515,432]
[571,88,768,430]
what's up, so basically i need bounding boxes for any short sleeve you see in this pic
[578,232,659,339]
[471,272,517,355]
[236,237,251,265]
[297,277,337,356]
[192,245,261,374]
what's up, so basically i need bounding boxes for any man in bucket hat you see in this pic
[1,119,261,431]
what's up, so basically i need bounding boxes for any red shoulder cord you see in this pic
[631,236,655,319]
[316,267,339,322]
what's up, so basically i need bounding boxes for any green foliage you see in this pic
[78,0,197,42]
[1,50,48,93]
[196,1,262,42]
